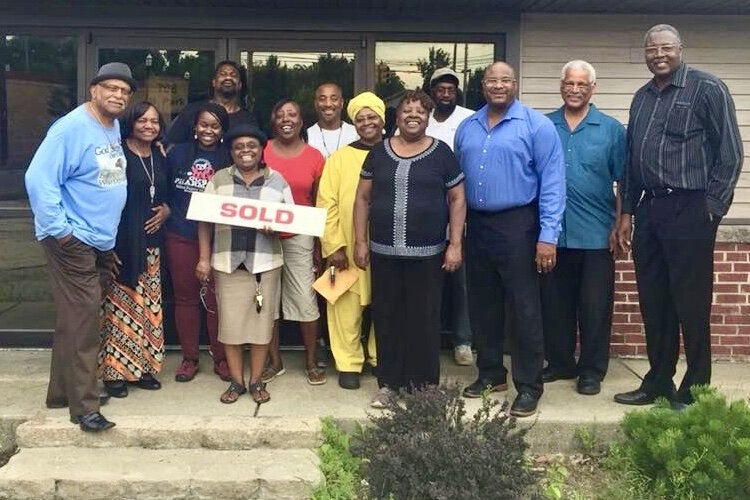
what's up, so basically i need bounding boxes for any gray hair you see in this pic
[560,60,596,84]
[643,24,682,46]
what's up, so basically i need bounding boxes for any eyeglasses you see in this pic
[562,82,592,91]
[232,142,260,152]
[98,83,133,97]
[644,44,680,56]
[482,78,515,87]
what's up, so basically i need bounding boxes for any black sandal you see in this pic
[248,381,270,404]
[220,381,247,404]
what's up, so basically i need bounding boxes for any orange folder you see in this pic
[312,266,359,304]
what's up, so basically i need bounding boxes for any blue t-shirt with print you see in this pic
[165,143,229,240]
[25,104,127,251]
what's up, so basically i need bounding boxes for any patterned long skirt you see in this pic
[98,247,164,381]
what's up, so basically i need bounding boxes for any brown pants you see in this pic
[41,236,114,417]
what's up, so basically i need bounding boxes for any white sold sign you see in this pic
[187,192,327,237]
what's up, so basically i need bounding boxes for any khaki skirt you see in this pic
[214,266,281,345]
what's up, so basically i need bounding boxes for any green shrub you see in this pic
[606,386,750,499]
[353,384,535,500]
[313,417,364,500]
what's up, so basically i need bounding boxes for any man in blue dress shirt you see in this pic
[540,60,626,396]
[455,61,565,417]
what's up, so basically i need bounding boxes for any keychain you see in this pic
[254,274,263,313]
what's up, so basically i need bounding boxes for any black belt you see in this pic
[468,200,538,217]
[643,187,702,199]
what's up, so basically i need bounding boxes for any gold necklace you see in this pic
[318,123,342,156]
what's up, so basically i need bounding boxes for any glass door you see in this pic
[87,35,227,346]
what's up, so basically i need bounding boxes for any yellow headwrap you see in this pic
[347,91,386,124]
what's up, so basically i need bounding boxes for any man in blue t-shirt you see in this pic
[540,60,626,397]
[25,62,136,432]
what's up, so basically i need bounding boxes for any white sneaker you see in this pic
[454,345,474,366]
[370,387,396,409]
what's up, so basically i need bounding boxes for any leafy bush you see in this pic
[606,386,750,499]
[353,384,535,500]
[313,417,365,500]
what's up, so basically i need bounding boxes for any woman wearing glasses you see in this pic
[196,124,293,404]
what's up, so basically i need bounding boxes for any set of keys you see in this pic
[254,274,263,313]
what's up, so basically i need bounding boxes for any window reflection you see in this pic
[375,41,496,135]
[98,48,215,121]
[1,35,77,172]
[240,51,355,133]
[0,34,78,335]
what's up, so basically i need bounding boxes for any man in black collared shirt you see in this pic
[615,24,743,408]
[166,60,257,144]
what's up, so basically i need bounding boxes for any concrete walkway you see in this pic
[1,349,749,453]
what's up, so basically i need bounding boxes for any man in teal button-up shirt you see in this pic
[540,60,626,396]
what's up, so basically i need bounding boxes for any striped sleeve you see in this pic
[703,80,744,216]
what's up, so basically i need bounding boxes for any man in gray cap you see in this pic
[426,67,475,366]
[25,62,136,432]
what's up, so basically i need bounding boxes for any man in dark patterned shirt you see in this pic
[615,24,744,409]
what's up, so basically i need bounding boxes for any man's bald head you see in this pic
[484,61,515,80]
[482,61,518,113]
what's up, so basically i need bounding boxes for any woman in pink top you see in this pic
[262,99,326,385]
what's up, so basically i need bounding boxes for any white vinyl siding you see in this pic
[520,14,750,221]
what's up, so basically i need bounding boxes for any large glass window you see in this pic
[1,35,77,172]
[375,41,496,134]
[98,48,215,122]
[0,34,78,336]
[240,50,356,133]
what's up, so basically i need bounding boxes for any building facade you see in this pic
[1,1,748,356]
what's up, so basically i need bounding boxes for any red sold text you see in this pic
[220,202,294,224]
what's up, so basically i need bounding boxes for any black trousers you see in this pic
[632,190,719,403]
[540,248,614,381]
[466,204,544,398]
[371,253,444,390]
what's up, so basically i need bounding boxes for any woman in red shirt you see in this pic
[262,99,326,385]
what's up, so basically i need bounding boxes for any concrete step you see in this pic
[15,416,321,450]
[0,446,322,500]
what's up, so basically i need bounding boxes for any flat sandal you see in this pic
[248,381,270,404]
[220,381,247,404]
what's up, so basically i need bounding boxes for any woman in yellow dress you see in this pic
[316,92,384,390]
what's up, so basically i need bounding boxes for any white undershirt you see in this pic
[306,122,360,158]
[425,105,475,152]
